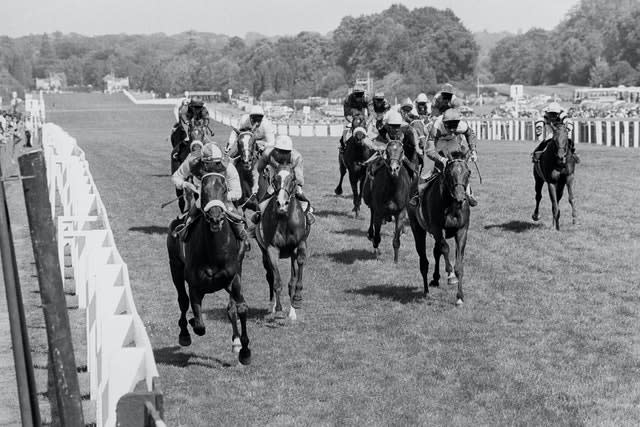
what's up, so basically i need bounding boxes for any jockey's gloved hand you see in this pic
[439,157,448,169]
[470,150,478,162]
[182,182,197,194]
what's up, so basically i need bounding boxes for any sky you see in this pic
[2,0,578,38]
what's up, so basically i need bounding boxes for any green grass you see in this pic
[45,93,640,426]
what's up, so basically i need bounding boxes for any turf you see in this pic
[44,93,640,426]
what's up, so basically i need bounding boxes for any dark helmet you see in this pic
[190,95,204,107]
[441,83,455,95]
[443,108,461,131]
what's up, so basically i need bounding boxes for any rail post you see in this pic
[18,150,84,426]
[0,152,40,427]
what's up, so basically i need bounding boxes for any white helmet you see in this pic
[386,110,403,126]
[274,135,293,151]
[202,142,223,160]
[416,93,428,103]
[353,127,367,137]
[190,140,203,153]
[546,102,562,114]
[249,105,265,116]
[184,91,190,98]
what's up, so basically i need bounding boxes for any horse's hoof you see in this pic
[239,348,252,365]
[189,319,206,336]
[334,187,343,196]
[447,274,458,286]
[456,298,464,306]
[532,213,540,221]
[179,334,192,347]
[429,279,440,288]
[288,307,297,321]
[232,337,241,354]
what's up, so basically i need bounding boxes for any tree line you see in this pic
[0,4,478,102]
[487,0,640,87]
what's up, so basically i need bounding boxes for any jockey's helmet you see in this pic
[544,102,563,123]
[202,143,223,161]
[353,85,365,94]
[443,108,461,131]
[373,92,385,99]
[190,95,204,107]
[184,91,190,98]
[353,127,367,139]
[400,97,413,112]
[441,83,455,95]
[190,140,204,153]
[416,93,428,104]
[386,110,403,126]
[249,105,265,125]
[274,135,293,151]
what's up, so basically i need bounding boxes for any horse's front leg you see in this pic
[267,246,284,314]
[228,274,251,365]
[431,230,445,287]
[348,170,360,217]
[409,218,429,295]
[372,215,383,259]
[547,182,560,230]
[454,228,468,306]
[188,287,206,336]
[290,241,307,320]
[392,210,406,263]
[532,173,544,221]
[335,151,346,195]
[169,259,191,346]
[566,175,577,225]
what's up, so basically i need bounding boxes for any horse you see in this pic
[334,115,367,198]
[254,164,311,321]
[403,119,427,172]
[532,123,577,230]
[338,119,375,218]
[362,139,413,262]
[408,151,471,305]
[229,129,261,210]
[166,170,251,365]
[170,122,212,213]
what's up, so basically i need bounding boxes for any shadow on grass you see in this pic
[129,225,168,235]
[148,173,171,178]
[336,228,367,237]
[154,346,232,368]
[484,220,543,233]
[326,248,376,264]
[313,209,352,218]
[202,306,271,321]
[345,283,425,304]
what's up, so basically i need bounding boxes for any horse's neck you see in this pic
[188,220,235,265]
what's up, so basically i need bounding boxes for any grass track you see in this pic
[46,93,640,426]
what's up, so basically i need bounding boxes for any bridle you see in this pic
[443,158,469,200]
[200,172,228,228]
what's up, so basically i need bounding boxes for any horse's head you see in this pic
[272,165,297,216]
[235,130,256,170]
[443,152,471,206]
[199,169,228,232]
[352,115,365,129]
[552,123,569,165]
[190,127,204,144]
[385,139,404,177]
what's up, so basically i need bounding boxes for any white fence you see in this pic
[40,122,161,427]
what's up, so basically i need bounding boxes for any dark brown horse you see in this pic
[335,115,367,200]
[403,119,426,171]
[170,122,212,213]
[408,151,471,305]
[255,165,311,320]
[532,123,577,230]
[339,119,374,218]
[362,139,412,262]
[167,171,251,364]
[230,129,261,211]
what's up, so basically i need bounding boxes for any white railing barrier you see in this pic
[40,121,160,427]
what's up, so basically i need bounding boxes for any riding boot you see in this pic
[466,184,477,207]
[569,140,581,163]
[174,204,198,241]
[295,191,316,225]
[230,221,251,252]
[531,140,548,163]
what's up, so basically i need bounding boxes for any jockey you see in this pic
[399,97,425,157]
[431,83,462,117]
[369,91,391,137]
[414,93,430,121]
[173,91,190,123]
[410,108,478,207]
[177,94,211,138]
[227,105,275,154]
[340,85,370,150]
[250,135,314,225]
[171,142,250,250]
[362,110,404,179]
[532,102,579,163]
